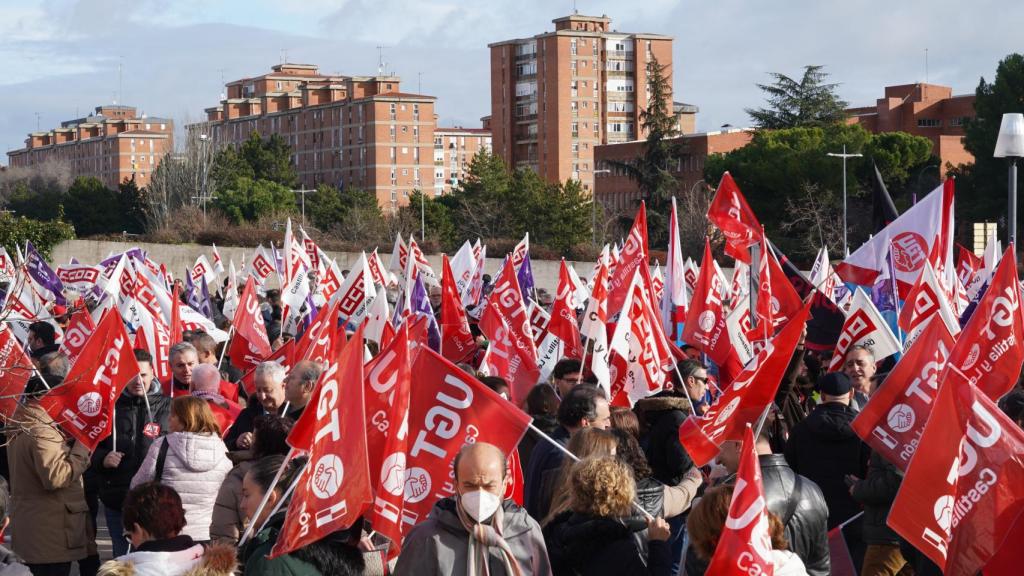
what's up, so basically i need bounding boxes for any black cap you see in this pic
[818,372,852,396]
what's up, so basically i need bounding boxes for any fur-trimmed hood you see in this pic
[98,542,237,576]
[633,394,691,415]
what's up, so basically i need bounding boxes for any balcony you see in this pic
[606,50,632,58]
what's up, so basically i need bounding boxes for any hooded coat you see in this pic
[93,382,172,511]
[7,401,96,565]
[783,401,869,529]
[393,497,551,576]
[543,511,671,576]
[130,432,232,541]
[633,391,694,486]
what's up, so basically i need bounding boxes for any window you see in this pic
[570,39,577,56]
[390,103,397,120]
[413,104,420,119]
[917,118,941,128]
[570,60,577,75]
[950,116,970,127]
[571,122,579,138]
[390,126,396,141]
[570,80,578,97]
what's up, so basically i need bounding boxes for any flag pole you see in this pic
[528,422,655,521]
[217,325,235,370]
[671,363,699,417]
[254,459,308,536]
[238,447,297,547]
[576,335,590,385]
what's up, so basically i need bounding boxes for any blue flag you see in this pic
[25,241,66,305]
[517,253,536,304]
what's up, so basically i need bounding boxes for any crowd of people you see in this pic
[3,257,1024,576]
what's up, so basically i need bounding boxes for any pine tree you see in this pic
[747,65,848,129]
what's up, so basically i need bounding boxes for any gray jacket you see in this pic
[0,545,31,576]
[394,498,552,576]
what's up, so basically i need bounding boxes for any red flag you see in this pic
[364,325,414,559]
[682,240,732,367]
[537,260,584,381]
[39,310,140,451]
[944,246,1024,401]
[59,307,96,365]
[707,172,762,263]
[887,373,1024,575]
[679,304,809,466]
[505,448,524,506]
[705,426,774,576]
[956,243,983,286]
[402,348,532,528]
[897,259,960,343]
[607,202,649,318]
[271,326,372,558]
[851,318,956,471]
[169,282,182,344]
[294,299,340,366]
[479,257,540,405]
[440,255,478,364]
[239,339,295,396]
[232,276,272,356]
[608,269,673,405]
[0,326,34,420]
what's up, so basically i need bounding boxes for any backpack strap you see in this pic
[154,438,171,482]
[782,474,804,526]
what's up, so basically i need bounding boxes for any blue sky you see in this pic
[2,0,1022,157]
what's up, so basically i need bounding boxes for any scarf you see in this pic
[456,499,524,576]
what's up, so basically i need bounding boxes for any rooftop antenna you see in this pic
[219,68,226,100]
[376,45,391,76]
[118,56,123,106]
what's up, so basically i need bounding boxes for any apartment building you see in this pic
[433,127,492,195]
[489,13,691,192]
[846,83,976,168]
[189,63,438,210]
[7,105,173,189]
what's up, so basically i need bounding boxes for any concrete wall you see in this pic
[51,239,600,292]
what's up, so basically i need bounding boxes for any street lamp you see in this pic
[827,145,863,257]
[994,113,1024,259]
[593,168,611,247]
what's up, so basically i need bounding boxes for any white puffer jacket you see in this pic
[131,433,232,541]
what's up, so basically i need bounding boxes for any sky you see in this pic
[2,0,1022,158]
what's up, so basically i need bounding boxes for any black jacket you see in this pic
[524,425,569,520]
[543,511,670,576]
[224,396,268,451]
[784,401,869,529]
[760,454,831,576]
[92,383,171,510]
[851,450,904,545]
[633,392,694,486]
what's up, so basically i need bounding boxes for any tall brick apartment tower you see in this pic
[489,13,676,192]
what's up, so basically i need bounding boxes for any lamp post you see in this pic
[995,113,1024,262]
[592,169,611,248]
[827,145,863,257]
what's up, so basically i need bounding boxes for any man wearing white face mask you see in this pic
[394,443,552,576]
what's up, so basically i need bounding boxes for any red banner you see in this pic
[943,246,1023,401]
[887,374,1024,575]
[401,348,532,529]
[440,255,478,365]
[682,240,733,367]
[705,426,775,576]
[707,172,762,263]
[40,310,140,450]
[851,318,955,471]
[272,327,372,558]
[479,257,539,404]
[0,326,34,420]
[679,304,809,466]
[59,307,96,365]
[607,202,649,318]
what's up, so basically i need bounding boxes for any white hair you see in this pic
[254,361,287,383]
[191,363,221,394]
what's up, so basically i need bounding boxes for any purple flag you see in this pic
[410,275,441,352]
[185,271,213,319]
[517,252,536,303]
[25,241,66,305]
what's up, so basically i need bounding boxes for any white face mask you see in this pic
[460,489,502,523]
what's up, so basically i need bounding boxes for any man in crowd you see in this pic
[191,363,241,436]
[26,322,60,367]
[785,371,870,570]
[164,342,198,397]
[717,432,831,576]
[843,345,875,409]
[92,349,171,558]
[8,375,94,576]
[225,361,288,450]
[634,358,703,486]
[283,359,323,420]
[187,331,240,400]
[395,442,551,576]
[549,358,582,399]
[524,384,609,520]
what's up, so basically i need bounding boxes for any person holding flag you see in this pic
[395,442,552,576]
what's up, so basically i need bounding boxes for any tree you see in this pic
[0,213,74,260]
[950,53,1024,234]
[63,177,123,236]
[307,184,347,231]
[450,150,514,240]
[607,56,684,247]
[214,177,295,224]
[119,177,149,234]
[0,160,72,221]
[239,132,298,188]
[147,128,218,231]
[705,123,933,261]
[397,191,457,249]
[746,65,849,129]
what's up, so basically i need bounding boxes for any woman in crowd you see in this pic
[543,457,672,575]
[611,429,702,521]
[98,482,236,576]
[686,484,809,576]
[609,407,640,442]
[542,428,618,526]
[131,397,233,544]
[239,456,366,576]
[211,414,293,545]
